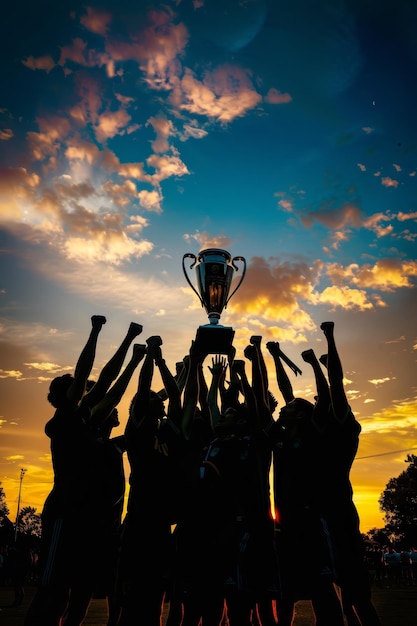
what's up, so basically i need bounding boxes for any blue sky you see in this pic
[1,0,417,532]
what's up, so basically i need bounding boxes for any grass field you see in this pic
[1,583,416,625]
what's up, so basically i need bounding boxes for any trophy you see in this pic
[182,248,246,354]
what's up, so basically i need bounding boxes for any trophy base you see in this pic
[195,325,235,355]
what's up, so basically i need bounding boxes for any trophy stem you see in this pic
[208,313,220,325]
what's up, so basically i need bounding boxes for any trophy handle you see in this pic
[182,253,204,307]
[225,255,247,306]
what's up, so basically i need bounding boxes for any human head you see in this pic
[277,398,314,440]
[129,390,165,421]
[279,397,314,420]
[149,390,165,414]
[214,402,249,438]
[47,374,74,408]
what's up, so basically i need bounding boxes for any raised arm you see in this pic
[249,335,270,407]
[207,355,227,433]
[66,315,107,406]
[197,358,210,421]
[266,341,295,405]
[89,343,147,428]
[301,348,331,431]
[84,321,143,408]
[153,343,182,429]
[130,336,160,427]
[181,342,206,440]
[245,337,275,428]
[231,359,258,420]
[320,321,350,422]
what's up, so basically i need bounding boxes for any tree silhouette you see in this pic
[0,483,10,522]
[379,454,417,547]
[17,506,42,538]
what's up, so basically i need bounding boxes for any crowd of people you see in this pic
[22,315,383,625]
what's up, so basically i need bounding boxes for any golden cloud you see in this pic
[80,6,112,36]
[173,65,262,123]
[22,55,56,73]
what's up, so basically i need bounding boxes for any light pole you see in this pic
[14,468,27,542]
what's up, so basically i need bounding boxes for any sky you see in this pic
[0,0,416,534]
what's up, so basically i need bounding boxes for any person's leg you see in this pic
[61,587,92,626]
[224,589,253,626]
[311,581,345,626]
[254,597,277,625]
[274,598,295,626]
[340,589,362,626]
[25,518,71,626]
[118,583,165,626]
[164,596,183,626]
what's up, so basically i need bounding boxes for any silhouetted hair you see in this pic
[47,374,74,408]
[289,397,314,418]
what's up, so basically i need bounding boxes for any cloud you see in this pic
[171,65,262,123]
[230,256,321,329]
[59,38,91,67]
[325,259,417,292]
[64,232,154,265]
[278,198,294,212]
[146,116,175,153]
[25,362,69,373]
[102,180,138,207]
[181,124,209,140]
[363,213,393,238]
[80,6,112,37]
[317,285,374,310]
[137,189,163,213]
[397,211,417,222]
[0,129,13,141]
[368,377,393,386]
[303,201,416,243]
[2,177,155,266]
[351,258,417,291]
[146,154,189,183]
[361,397,417,436]
[0,370,23,380]
[264,88,292,104]
[182,231,234,250]
[22,55,56,73]
[94,109,132,142]
[0,167,41,220]
[105,7,189,90]
[302,201,364,230]
[118,162,148,181]
[381,177,399,188]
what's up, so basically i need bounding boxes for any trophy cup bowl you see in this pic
[182,248,246,354]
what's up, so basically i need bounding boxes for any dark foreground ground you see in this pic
[1,584,416,626]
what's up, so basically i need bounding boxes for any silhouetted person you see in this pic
[316,321,382,626]
[116,336,185,626]
[171,339,224,626]
[180,341,276,626]
[8,534,33,607]
[61,343,146,626]
[265,340,345,626]
[25,316,143,626]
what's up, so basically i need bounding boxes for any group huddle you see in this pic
[24,316,382,626]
